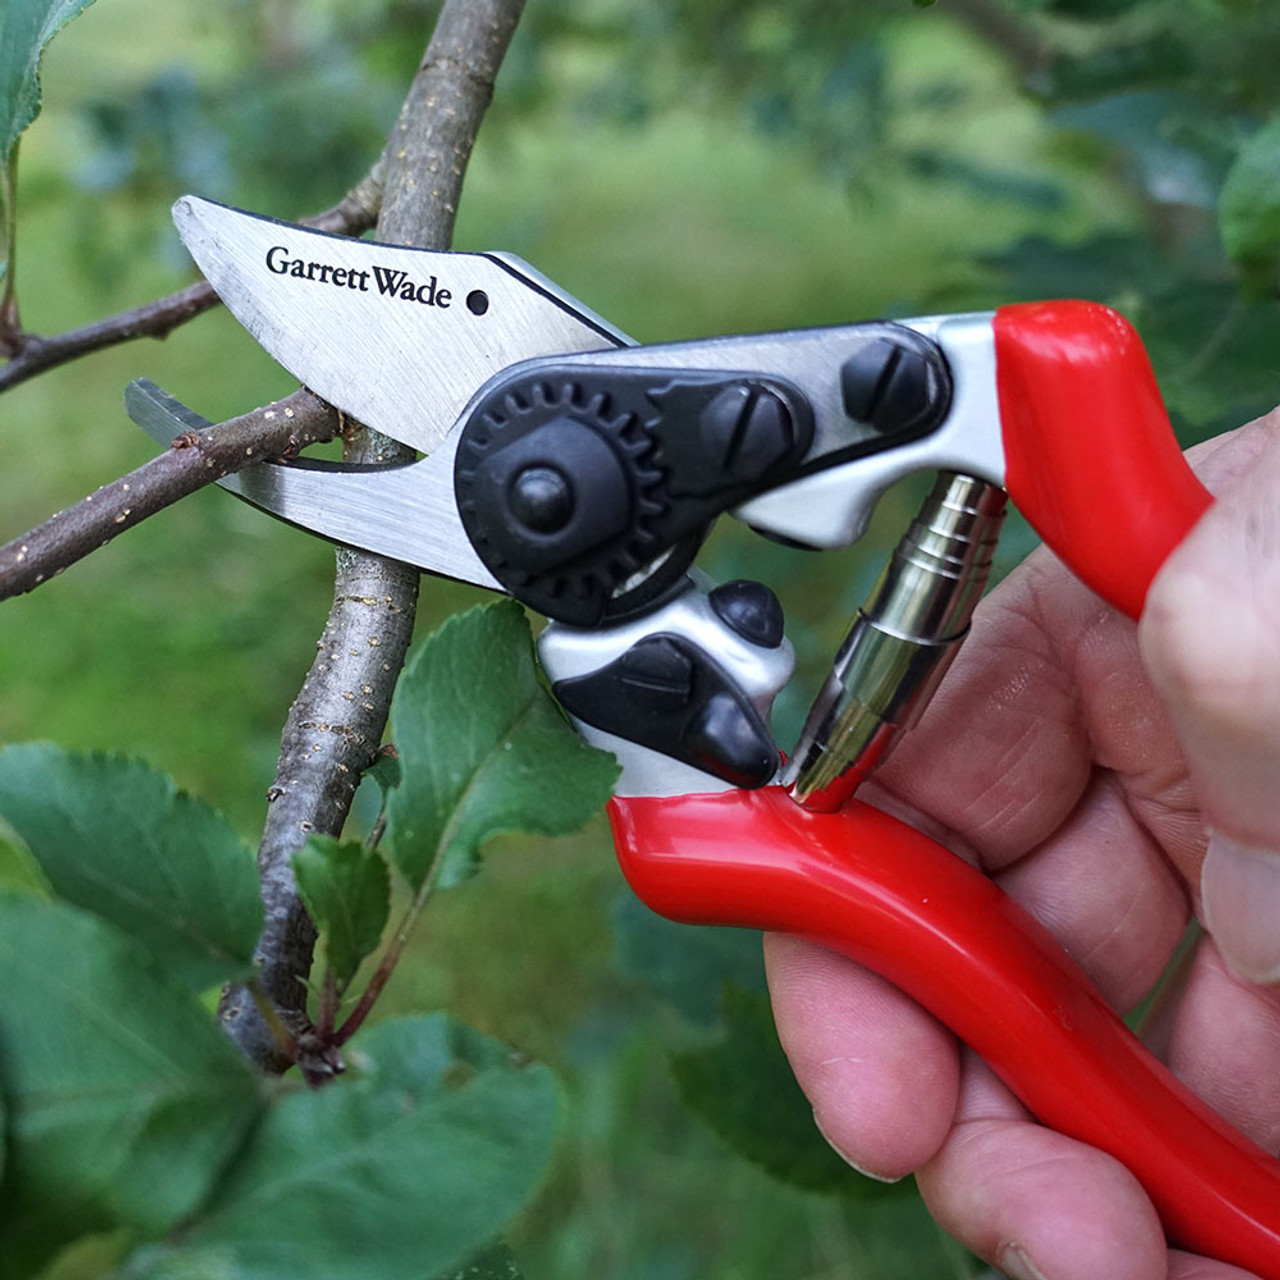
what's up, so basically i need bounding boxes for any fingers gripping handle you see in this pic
[994,301,1212,621]
[610,788,1280,1278]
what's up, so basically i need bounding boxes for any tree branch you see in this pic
[219,0,528,1076]
[944,0,1046,81]
[0,170,384,394]
[0,388,340,601]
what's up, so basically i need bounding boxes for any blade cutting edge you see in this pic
[125,378,503,590]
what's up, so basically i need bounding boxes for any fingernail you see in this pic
[997,1244,1050,1280]
[1202,831,1280,984]
[811,1109,903,1183]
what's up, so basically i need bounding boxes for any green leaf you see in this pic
[983,232,1163,304]
[0,895,261,1279]
[1052,91,1220,210]
[832,1195,981,1276]
[437,1241,524,1280]
[0,0,98,162]
[0,745,263,992]
[1221,117,1280,294]
[127,1015,558,1280]
[292,836,390,986]
[26,1230,134,1280]
[385,601,618,890]
[365,749,402,796]
[613,888,766,1026]
[0,830,46,896]
[1038,36,1194,104]
[671,984,909,1198]
[902,149,1063,211]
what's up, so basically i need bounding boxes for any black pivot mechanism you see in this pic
[453,368,815,626]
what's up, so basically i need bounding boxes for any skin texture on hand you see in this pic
[766,409,1280,1280]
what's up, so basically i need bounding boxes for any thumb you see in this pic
[1140,414,1280,985]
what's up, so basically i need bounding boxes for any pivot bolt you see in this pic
[509,465,574,534]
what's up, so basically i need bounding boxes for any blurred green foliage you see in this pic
[4,0,1280,1276]
[0,618,607,1280]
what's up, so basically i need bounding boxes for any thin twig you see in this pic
[0,388,340,601]
[219,0,529,1075]
[1,144,21,353]
[333,823,451,1047]
[1177,294,1245,387]
[365,803,390,853]
[318,967,340,1039]
[0,170,384,394]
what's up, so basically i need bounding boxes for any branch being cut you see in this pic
[0,388,340,601]
[220,0,528,1075]
[0,171,384,395]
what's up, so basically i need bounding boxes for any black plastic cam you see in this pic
[552,633,780,789]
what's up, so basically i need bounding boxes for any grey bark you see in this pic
[0,174,387,599]
[221,0,528,1075]
[0,389,339,601]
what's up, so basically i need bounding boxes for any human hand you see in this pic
[766,411,1280,1280]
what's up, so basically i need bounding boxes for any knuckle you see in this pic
[1142,565,1278,736]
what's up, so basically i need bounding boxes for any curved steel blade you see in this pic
[172,196,630,455]
[125,379,502,590]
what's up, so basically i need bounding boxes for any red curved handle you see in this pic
[994,301,1212,621]
[610,788,1280,1279]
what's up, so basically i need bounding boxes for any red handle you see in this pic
[994,301,1212,621]
[610,787,1280,1278]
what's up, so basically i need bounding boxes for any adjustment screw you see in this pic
[509,465,574,534]
[699,383,795,482]
[841,339,935,434]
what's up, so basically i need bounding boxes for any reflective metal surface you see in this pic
[785,472,1007,809]
[125,379,503,590]
[172,197,630,456]
[150,202,1014,603]
[735,313,1005,547]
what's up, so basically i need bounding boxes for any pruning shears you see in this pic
[129,197,1280,1277]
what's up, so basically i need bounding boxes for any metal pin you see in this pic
[784,472,1007,812]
